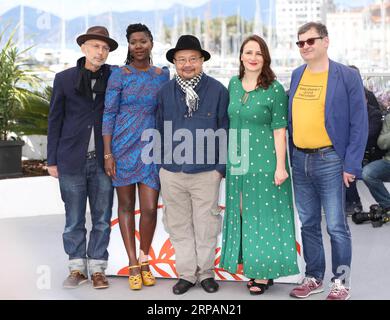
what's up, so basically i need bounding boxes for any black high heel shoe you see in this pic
[248,279,274,295]
[247,278,255,289]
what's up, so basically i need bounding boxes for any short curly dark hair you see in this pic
[125,23,153,65]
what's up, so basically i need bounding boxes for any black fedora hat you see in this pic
[77,26,118,52]
[166,35,211,63]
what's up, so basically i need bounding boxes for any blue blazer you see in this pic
[288,59,368,178]
[47,62,112,175]
[156,74,229,177]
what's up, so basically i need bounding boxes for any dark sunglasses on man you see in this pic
[296,37,324,48]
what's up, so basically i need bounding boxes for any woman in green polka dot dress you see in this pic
[220,35,299,295]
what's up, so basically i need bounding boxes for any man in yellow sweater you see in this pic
[288,22,368,300]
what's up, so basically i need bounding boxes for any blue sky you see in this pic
[0,0,376,19]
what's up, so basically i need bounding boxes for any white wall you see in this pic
[21,135,47,160]
[0,176,64,219]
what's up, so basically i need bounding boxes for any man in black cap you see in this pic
[156,35,229,294]
[47,26,118,289]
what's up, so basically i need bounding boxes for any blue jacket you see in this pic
[288,59,368,177]
[47,62,112,175]
[156,74,229,176]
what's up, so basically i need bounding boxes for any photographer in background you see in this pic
[345,65,384,215]
[362,112,390,214]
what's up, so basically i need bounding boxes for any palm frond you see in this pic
[0,25,43,139]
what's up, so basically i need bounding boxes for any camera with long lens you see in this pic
[352,204,390,228]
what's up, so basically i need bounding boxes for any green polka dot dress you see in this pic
[220,76,299,280]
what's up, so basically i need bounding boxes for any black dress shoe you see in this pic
[200,278,219,293]
[172,279,195,295]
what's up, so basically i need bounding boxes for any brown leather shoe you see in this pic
[91,272,109,289]
[63,270,88,289]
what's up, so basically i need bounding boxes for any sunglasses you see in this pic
[296,37,323,48]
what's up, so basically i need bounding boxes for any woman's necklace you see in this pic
[241,77,258,105]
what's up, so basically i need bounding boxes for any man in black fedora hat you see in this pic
[47,26,118,289]
[156,35,229,295]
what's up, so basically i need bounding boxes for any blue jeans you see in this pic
[59,158,113,275]
[292,148,352,284]
[362,159,390,209]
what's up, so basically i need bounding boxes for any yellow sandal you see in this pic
[128,265,142,290]
[140,261,155,286]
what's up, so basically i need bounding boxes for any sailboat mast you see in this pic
[18,2,25,50]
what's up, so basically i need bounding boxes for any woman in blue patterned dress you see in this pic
[102,24,169,290]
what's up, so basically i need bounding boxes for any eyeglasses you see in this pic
[85,43,110,53]
[295,37,323,48]
[174,57,203,65]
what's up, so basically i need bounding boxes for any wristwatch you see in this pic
[104,153,113,160]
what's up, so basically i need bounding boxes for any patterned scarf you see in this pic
[175,72,203,117]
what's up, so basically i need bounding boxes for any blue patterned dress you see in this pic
[103,65,169,189]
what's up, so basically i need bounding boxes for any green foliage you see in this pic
[10,86,51,136]
[0,26,41,140]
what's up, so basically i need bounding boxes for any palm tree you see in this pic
[0,26,45,178]
[0,26,40,140]
[10,86,52,136]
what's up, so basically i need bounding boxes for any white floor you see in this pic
[0,214,390,300]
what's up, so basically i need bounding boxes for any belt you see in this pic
[295,146,333,154]
[86,151,96,159]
